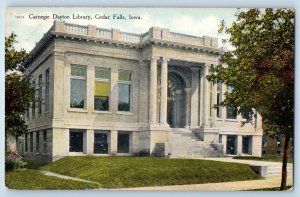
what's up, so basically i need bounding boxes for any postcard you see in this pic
[5,7,294,191]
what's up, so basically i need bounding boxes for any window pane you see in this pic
[38,75,42,114]
[95,82,109,97]
[30,133,33,152]
[94,82,109,111]
[71,65,86,77]
[118,83,130,111]
[45,69,50,111]
[242,109,252,119]
[25,134,28,152]
[95,68,110,79]
[94,133,108,154]
[118,70,132,81]
[70,79,85,108]
[43,130,47,153]
[226,104,237,119]
[242,136,252,154]
[117,133,129,153]
[36,132,39,153]
[94,97,109,111]
[69,131,83,152]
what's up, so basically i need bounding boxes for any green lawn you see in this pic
[40,156,261,188]
[5,169,100,190]
[233,156,293,163]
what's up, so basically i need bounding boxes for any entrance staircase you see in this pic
[169,128,223,158]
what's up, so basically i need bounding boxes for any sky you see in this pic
[5,7,242,52]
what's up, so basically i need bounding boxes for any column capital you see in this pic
[160,57,170,63]
[151,56,160,61]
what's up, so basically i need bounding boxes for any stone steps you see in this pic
[169,130,223,158]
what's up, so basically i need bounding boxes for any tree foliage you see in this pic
[207,8,294,190]
[5,33,27,72]
[5,33,35,138]
[5,73,35,136]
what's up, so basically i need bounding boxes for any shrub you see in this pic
[5,151,27,171]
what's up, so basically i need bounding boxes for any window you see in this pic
[242,136,252,154]
[25,133,28,152]
[242,109,252,120]
[226,103,237,119]
[45,69,50,112]
[94,132,108,154]
[26,108,29,119]
[69,129,84,152]
[36,131,40,153]
[226,135,237,155]
[118,70,132,112]
[31,80,36,117]
[70,65,86,109]
[43,130,47,153]
[117,132,130,153]
[94,68,110,111]
[30,132,33,152]
[38,74,43,115]
[226,85,236,119]
[217,80,222,118]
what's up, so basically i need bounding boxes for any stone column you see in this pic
[202,65,209,127]
[184,88,191,128]
[110,130,118,155]
[191,67,200,127]
[160,57,169,126]
[237,135,243,155]
[211,81,217,127]
[86,65,94,112]
[199,68,204,126]
[149,57,158,124]
[86,129,94,155]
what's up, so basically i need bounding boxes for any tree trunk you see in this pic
[280,131,290,190]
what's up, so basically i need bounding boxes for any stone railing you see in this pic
[97,28,112,39]
[53,21,218,48]
[120,32,141,43]
[65,23,88,35]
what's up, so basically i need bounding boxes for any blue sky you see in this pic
[6,8,241,51]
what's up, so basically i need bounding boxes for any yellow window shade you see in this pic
[95,82,109,97]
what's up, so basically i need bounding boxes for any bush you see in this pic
[5,151,27,171]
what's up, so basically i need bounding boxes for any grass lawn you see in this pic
[40,156,261,188]
[233,156,293,163]
[5,169,100,190]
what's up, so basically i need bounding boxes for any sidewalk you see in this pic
[116,176,293,191]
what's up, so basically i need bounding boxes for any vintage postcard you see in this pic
[5,7,294,190]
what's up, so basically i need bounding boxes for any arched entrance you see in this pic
[167,72,186,128]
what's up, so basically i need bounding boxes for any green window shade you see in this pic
[118,70,132,81]
[95,68,110,79]
[95,82,109,97]
[71,65,87,77]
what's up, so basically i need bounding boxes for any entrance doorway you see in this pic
[167,72,186,128]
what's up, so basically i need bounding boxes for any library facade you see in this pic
[20,21,263,162]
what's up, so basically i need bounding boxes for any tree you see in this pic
[5,33,35,151]
[207,8,294,190]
